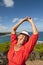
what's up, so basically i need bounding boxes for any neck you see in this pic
[17,42,22,47]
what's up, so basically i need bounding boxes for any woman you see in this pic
[7,17,38,65]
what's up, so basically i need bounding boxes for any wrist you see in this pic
[28,20,33,23]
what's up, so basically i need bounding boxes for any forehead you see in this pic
[18,34,25,37]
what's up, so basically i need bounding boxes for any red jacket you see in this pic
[7,33,38,65]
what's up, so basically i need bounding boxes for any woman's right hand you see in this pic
[27,17,33,23]
[22,17,33,23]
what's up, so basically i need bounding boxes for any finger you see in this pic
[28,17,31,19]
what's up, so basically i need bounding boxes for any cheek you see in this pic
[22,38,26,43]
[23,37,27,43]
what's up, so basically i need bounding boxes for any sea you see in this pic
[0,32,43,44]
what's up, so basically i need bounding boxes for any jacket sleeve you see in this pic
[23,34,38,60]
[7,34,17,61]
[10,33,17,46]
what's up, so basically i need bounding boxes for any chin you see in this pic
[22,42,25,45]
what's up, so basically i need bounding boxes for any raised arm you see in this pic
[11,18,27,34]
[23,17,38,61]
[10,17,27,46]
[27,17,38,34]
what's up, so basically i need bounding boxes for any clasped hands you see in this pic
[21,17,33,23]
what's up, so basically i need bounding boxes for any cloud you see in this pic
[33,18,38,21]
[34,17,43,21]
[0,16,10,23]
[2,0,14,7]
[12,17,43,23]
[39,19,43,22]
[12,18,19,22]
[0,24,8,32]
[12,18,23,23]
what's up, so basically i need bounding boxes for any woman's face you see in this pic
[17,34,26,45]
